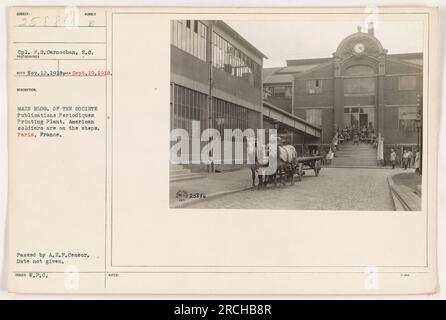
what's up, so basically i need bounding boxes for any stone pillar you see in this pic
[333,56,343,134]
[377,53,386,138]
[206,21,214,131]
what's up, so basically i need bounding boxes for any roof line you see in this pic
[216,21,268,59]
[293,60,333,79]
[286,57,332,66]
[386,57,423,69]
[388,52,423,58]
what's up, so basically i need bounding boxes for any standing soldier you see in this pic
[402,149,409,170]
[407,149,414,168]
[414,149,421,173]
[390,149,397,169]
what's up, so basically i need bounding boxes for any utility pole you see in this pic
[207,21,215,172]
[416,94,423,175]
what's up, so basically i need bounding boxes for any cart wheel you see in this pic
[314,160,320,176]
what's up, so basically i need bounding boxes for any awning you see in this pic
[262,101,321,138]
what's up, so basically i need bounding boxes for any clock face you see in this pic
[354,43,365,53]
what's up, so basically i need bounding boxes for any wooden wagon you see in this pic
[294,156,323,181]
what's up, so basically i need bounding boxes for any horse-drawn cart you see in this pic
[250,143,323,188]
[295,156,323,181]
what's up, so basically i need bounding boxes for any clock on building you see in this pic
[354,42,365,53]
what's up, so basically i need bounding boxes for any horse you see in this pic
[269,144,298,186]
[249,142,298,188]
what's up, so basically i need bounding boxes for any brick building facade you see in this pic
[171,20,322,170]
[264,24,423,162]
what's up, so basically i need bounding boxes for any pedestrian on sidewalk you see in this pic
[407,149,414,168]
[390,149,396,169]
[414,149,421,173]
[326,148,334,164]
[332,134,339,151]
[338,133,344,144]
[402,149,410,170]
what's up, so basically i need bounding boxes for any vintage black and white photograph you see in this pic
[169,17,424,211]
[5,5,440,296]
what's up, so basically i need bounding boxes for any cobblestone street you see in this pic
[185,168,397,210]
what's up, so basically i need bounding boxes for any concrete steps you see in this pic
[330,143,378,167]
[170,164,206,182]
[214,164,244,173]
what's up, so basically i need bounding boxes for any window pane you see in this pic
[212,33,217,67]
[176,21,181,47]
[344,78,374,94]
[187,26,191,53]
[209,31,260,88]
[193,31,198,57]
[202,24,207,60]
[307,80,323,94]
[181,21,186,50]
[306,109,322,126]
[344,114,351,127]
[274,86,286,97]
[398,106,417,131]
[399,75,417,90]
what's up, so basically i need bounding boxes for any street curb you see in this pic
[323,165,390,169]
[171,185,253,208]
[387,173,421,211]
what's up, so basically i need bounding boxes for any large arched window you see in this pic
[343,65,376,95]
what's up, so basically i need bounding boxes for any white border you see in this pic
[0,0,444,300]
